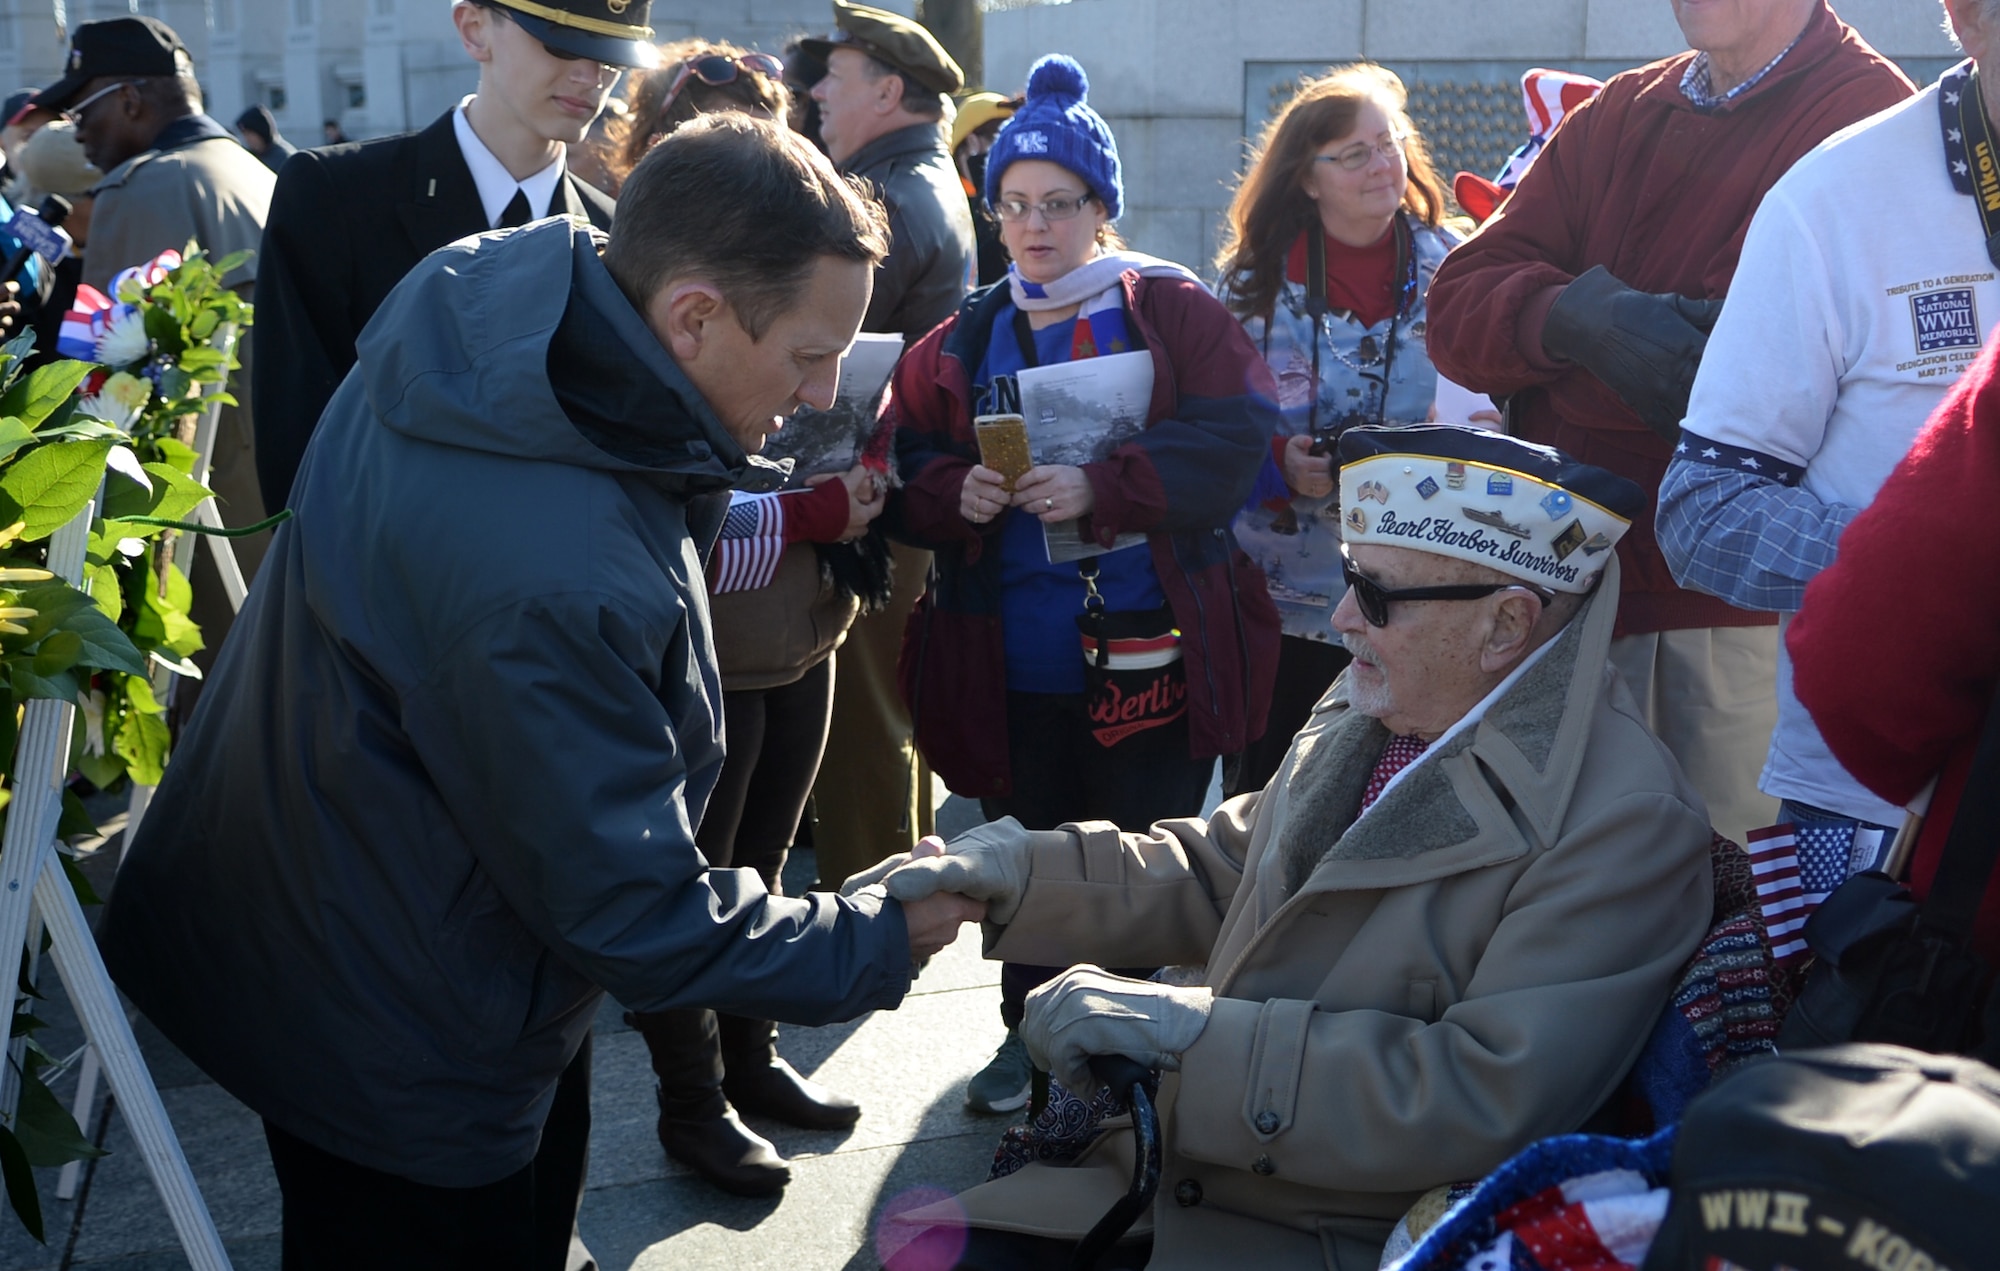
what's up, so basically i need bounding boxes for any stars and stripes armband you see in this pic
[1673,431,1805,487]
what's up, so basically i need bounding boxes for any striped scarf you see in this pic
[1007,250,1201,361]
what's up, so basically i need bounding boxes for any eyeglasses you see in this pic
[1339,544,1551,628]
[991,193,1095,223]
[1314,133,1408,172]
[59,81,133,126]
[659,52,786,119]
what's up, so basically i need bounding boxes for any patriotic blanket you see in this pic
[1384,1128,1676,1271]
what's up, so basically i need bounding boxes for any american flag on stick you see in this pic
[711,493,786,594]
[1746,823,1812,963]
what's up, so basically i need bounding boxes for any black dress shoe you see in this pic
[723,1057,863,1131]
[657,1105,791,1197]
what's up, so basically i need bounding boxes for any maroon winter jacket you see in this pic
[1790,338,2000,961]
[1426,0,1912,636]
[886,273,1282,799]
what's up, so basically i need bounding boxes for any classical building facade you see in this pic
[0,0,1959,267]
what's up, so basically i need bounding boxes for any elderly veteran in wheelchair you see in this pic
[852,424,1714,1270]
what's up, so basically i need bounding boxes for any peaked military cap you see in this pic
[1338,423,1643,594]
[802,1,964,96]
[489,0,659,70]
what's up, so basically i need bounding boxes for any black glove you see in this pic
[1540,265,1725,441]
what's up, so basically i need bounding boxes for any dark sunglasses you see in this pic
[660,52,785,119]
[1340,544,1551,628]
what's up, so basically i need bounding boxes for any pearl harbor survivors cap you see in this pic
[1336,423,1643,594]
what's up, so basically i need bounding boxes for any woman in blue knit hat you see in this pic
[884,54,1282,1115]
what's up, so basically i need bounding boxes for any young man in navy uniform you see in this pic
[251,0,653,511]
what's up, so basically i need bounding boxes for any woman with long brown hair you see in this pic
[1215,63,1462,795]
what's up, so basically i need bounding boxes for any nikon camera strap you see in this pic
[1939,60,2000,272]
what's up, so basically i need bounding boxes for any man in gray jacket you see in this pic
[25,14,276,711]
[97,115,982,1271]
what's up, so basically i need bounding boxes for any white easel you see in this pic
[2,328,248,1266]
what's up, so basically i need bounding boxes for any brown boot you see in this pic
[626,1009,790,1197]
[719,1014,862,1131]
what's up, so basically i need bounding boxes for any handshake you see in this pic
[841,819,1213,1097]
[840,817,1036,962]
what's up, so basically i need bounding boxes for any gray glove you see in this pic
[1540,264,1725,441]
[1021,965,1214,1099]
[839,817,1033,925]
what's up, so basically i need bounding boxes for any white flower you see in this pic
[94,305,149,367]
[78,371,150,429]
[76,393,136,429]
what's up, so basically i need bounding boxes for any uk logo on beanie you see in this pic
[984,54,1123,220]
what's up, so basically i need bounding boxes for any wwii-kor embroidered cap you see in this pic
[1642,1044,2000,1271]
[1336,424,1642,594]
[32,16,187,114]
[802,1,964,96]
[490,0,659,70]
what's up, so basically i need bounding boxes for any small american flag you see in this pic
[710,492,786,594]
[1746,823,1813,962]
[1794,818,1863,899]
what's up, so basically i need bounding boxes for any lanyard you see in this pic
[1304,213,1417,445]
[1939,60,2000,271]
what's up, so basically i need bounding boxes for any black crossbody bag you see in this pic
[1778,681,2000,1063]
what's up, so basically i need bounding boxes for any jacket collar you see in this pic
[396,109,488,258]
[89,113,237,192]
[1275,554,1623,895]
[839,121,949,177]
[1636,0,1843,115]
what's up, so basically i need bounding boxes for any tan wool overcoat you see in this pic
[903,559,1713,1269]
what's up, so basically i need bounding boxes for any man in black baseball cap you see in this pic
[29,15,187,115]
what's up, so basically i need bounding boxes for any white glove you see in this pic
[845,817,1033,925]
[1021,965,1214,1098]
[839,851,912,896]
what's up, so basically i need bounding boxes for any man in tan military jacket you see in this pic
[856,425,1714,1270]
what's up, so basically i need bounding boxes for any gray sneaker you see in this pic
[966,1028,1035,1114]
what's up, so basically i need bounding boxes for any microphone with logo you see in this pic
[0,195,73,295]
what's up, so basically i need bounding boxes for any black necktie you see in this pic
[498,187,532,229]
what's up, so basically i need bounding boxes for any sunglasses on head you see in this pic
[660,52,786,119]
[1339,544,1552,628]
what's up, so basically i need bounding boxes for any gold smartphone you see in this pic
[974,414,1032,492]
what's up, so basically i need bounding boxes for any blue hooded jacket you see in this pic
[98,218,913,1186]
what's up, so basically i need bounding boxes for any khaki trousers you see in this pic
[810,541,935,888]
[1608,625,1780,848]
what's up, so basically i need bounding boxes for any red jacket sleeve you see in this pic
[887,315,997,561]
[1789,341,2000,807]
[1424,90,1602,398]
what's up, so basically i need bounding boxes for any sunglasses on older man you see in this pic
[659,52,786,120]
[1339,544,1551,628]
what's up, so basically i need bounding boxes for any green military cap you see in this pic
[490,0,659,69]
[802,1,964,96]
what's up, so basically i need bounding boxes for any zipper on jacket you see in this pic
[1222,527,1254,750]
[1168,532,1222,725]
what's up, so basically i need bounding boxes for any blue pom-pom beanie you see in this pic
[984,54,1122,220]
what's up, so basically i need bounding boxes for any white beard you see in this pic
[1341,634,1395,719]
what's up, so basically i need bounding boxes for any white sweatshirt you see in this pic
[1679,80,1998,825]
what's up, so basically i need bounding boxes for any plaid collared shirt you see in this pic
[1679,36,1802,111]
